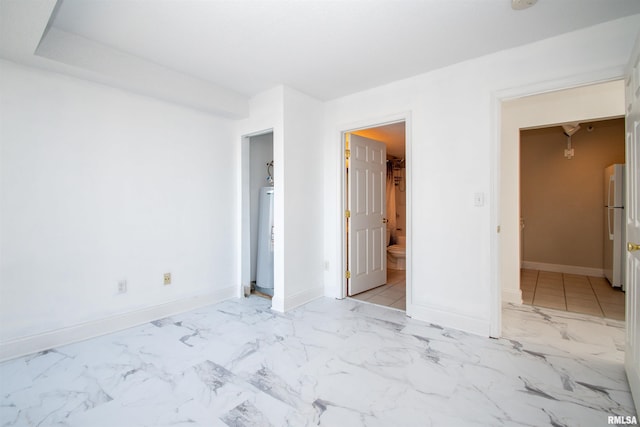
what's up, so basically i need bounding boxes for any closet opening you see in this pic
[241,130,274,301]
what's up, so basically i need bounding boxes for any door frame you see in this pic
[339,112,413,313]
[491,68,627,337]
[240,128,275,300]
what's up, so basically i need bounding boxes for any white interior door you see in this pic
[624,31,640,415]
[348,134,387,295]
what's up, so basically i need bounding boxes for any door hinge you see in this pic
[345,270,351,279]
[345,149,351,159]
[345,210,351,218]
[497,225,501,233]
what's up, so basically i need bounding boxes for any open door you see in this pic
[624,30,640,414]
[347,134,387,295]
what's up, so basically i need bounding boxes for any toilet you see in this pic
[386,230,406,270]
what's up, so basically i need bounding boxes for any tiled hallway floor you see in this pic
[350,268,406,310]
[520,269,625,320]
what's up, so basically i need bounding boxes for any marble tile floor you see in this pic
[0,296,636,426]
[521,269,626,320]
[350,268,406,310]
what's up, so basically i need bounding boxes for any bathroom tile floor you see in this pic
[520,269,625,320]
[349,268,406,310]
[1,296,634,426]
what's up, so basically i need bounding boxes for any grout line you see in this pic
[391,295,405,305]
[531,269,539,304]
[588,276,607,318]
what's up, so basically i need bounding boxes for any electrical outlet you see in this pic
[118,280,127,294]
[163,273,171,286]
[474,192,485,207]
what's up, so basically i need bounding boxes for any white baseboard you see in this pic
[521,261,604,277]
[0,286,236,363]
[271,285,324,313]
[407,303,490,337]
[502,288,522,304]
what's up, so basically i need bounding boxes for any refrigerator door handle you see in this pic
[608,207,615,240]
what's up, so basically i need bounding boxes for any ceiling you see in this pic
[2,0,640,116]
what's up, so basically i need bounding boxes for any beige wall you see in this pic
[520,119,625,269]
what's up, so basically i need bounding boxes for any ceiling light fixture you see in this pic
[511,0,538,11]
[562,122,581,160]
[562,123,581,137]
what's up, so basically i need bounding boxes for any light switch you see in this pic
[474,192,485,207]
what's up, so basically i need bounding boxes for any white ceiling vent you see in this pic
[511,0,538,10]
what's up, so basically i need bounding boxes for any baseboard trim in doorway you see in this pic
[502,288,523,304]
[271,285,324,312]
[409,304,490,337]
[521,261,604,277]
[0,286,237,363]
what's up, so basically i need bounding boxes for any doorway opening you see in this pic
[519,118,626,321]
[241,130,275,302]
[342,121,408,311]
[496,79,627,337]
[497,83,630,398]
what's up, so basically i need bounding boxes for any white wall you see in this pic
[323,15,640,336]
[279,86,325,309]
[0,60,237,356]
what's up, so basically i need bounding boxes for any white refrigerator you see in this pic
[603,164,625,290]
